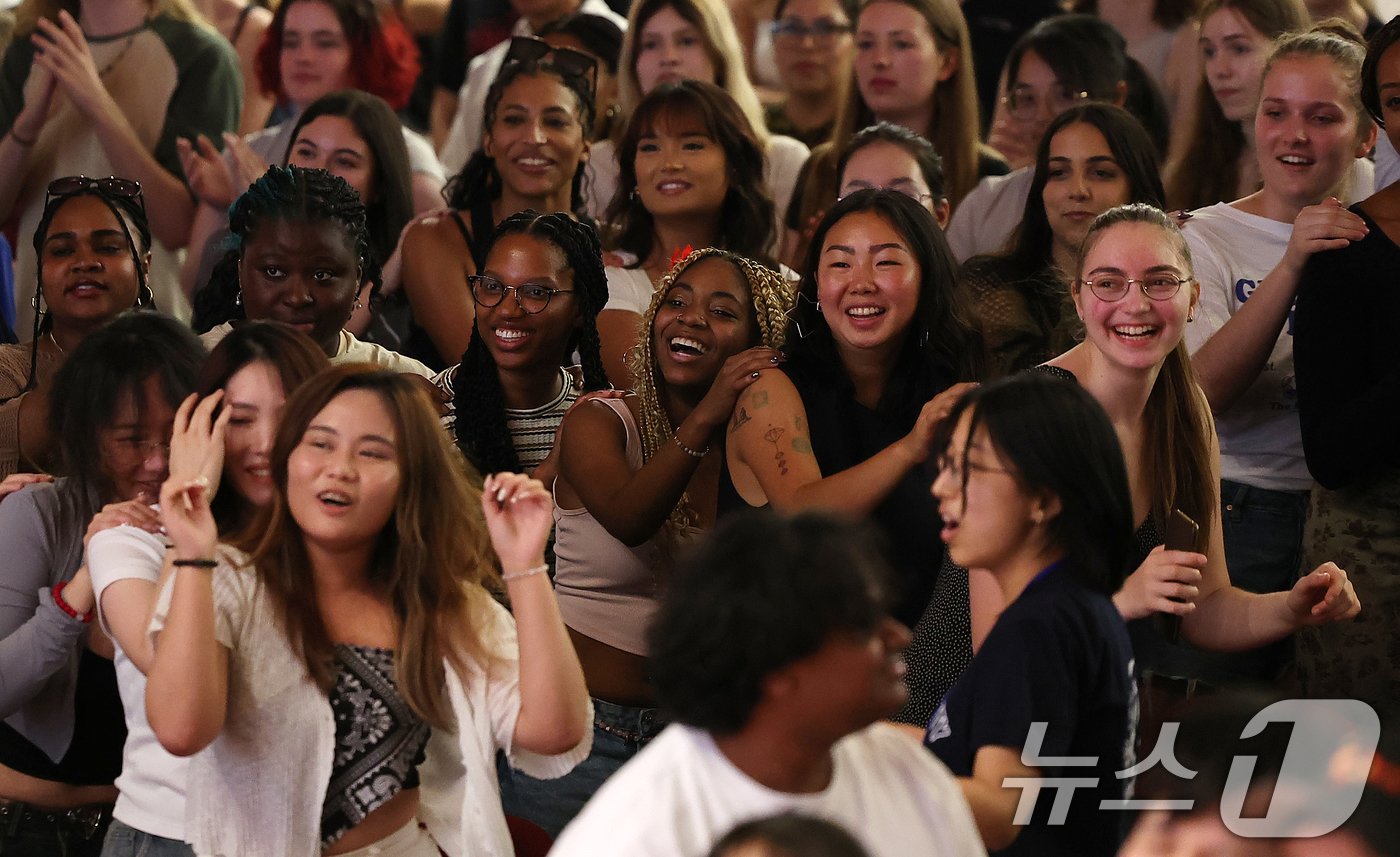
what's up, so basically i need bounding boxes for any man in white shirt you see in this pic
[550,511,987,857]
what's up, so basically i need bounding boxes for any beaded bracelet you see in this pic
[502,563,549,582]
[52,582,94,624]
[673,435,709,459]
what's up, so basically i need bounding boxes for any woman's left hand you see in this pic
[481,472,553,574]
[1287,562,1360,627]
[31,11,118,123]
[168,391,231,502]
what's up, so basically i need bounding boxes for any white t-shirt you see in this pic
[603,263,655,314]
[1183,202,1310,490]
[87,524,187,840]
[944,166,1033,263]
[200,325,433,378]
[550,722,986,857]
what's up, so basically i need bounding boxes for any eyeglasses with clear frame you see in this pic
[1078,273,1194,302]
[1001,84,1089,122]
[839,181,939,207]
[769,17,853,44]
[469,274,574,314]
[935,451,1011,484]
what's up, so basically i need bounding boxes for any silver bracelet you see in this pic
[673,435,708,459]
[502,562,549,582]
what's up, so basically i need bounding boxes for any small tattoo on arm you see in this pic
[751,390,770,409]
[764,426,789,475]
[729,406,752,434]
[792,436,812,454]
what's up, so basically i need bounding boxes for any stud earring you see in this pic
[1031,509,1044,525]
[234,289,242,307]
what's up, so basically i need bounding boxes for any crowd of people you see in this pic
[0,0,1397,856]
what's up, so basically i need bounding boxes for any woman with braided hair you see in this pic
[193,165,431,377]
[430,211,610,486]
[498,247,794,837]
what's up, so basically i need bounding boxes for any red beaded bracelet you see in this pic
[52,582,94,624]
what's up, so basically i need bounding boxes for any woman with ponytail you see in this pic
[432,211,611,486]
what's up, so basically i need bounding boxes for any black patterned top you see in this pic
[320,644,430,847]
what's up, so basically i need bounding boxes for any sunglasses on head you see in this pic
[45,175,146,212]
[503,36,598,99]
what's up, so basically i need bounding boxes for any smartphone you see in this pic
[1156,509,1199,642]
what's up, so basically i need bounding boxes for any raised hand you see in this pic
[1113,545,1206,621]
[168,391,231,503]
[901,381,978,465]
[31,11,118,123]
[9,63,57,145]
[691,346,784,432]
[480,472,553,575]
[1286,561,1360,627]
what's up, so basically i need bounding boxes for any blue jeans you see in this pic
[497,698,667,838]
[99,820,192,857]
[1211,478,1309,682]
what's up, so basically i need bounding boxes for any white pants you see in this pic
[330,818,438,857]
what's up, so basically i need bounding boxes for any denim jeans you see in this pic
[99,820,193,857]
[1211,478,1309,682]
[0,804,110,857]
[497,697,668,838]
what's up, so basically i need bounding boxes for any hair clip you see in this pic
[669,244,695,268]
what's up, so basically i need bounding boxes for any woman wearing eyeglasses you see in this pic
[430,211,611,489]
[836,122,951,227]
[944,14,1168,263]
[965,104,1163,380]
[0,312,204,857]
[1035,204,1356,721]
[0,176,154,479]
[397,45,596,371]
[763,0,858,148]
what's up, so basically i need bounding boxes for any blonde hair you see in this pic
[832,0,987,207]
[627,248,794,535]
[1263,22,1373,139]
[616,0,771,148]
[16,0,209,36]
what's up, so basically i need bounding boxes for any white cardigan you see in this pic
[149,547,591,857]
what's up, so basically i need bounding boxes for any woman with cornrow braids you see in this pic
[431,211,610,487]
[496,247,794,837]
[192,165,431,376]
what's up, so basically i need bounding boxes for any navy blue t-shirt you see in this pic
[925,566,1137,856]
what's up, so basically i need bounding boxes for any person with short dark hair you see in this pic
[708,813,871,857]
[550,509,985,857]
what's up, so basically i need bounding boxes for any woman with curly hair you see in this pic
[597,80,780,390]
[501,248,795,837]
[431,211,611,487]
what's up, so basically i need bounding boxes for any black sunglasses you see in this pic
[45,175,146,212]
[504,36,598,99]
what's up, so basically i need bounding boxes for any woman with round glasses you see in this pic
[944,14,1168,263]
[1180,26,1374,685]
[397,46,595,370]
[431,211,611,487]
[0,312,204,856]
[1035,204,1356,716]
[763,0,858,148]
[965,104,1163,380]
[0,176,154,479]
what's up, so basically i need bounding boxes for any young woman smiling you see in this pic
[1164,0,1311,211]
[0,176,154,479]
[597,80,778,390]
[146,365,591,856]
[964,104,1164,380]
[1180,26,1375,684]
[397,50,595,370]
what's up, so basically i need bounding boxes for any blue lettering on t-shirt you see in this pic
[1235,278,1258,302]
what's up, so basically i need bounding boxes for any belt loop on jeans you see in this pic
[1224,480,1250,522]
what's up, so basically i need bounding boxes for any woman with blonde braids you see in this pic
[503,247,794,837]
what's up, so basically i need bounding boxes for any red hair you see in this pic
[255,0,420,111]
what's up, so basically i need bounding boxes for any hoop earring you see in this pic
[136,284,155,308]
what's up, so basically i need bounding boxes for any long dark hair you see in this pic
[286,90,414,269]
[978,103,1164,281]
[606,80,777,266]
[48,311,205,501]
[939,373,1134,594]
[791,189,981,417]
[195,321,331,531]
[1076,204,1214,544]
[452,212,610,475]
[193,166,375,333]
[443,59,596,219]
[1004,14,1171,161]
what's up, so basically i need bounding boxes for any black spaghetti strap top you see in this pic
[230,3,254,44]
